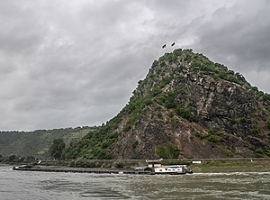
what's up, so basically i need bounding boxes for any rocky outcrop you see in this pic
[60,49,270,160]
[112,49,270,159]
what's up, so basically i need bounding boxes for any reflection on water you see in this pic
[1,166,270,200]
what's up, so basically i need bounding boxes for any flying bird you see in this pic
[171,42,175,47]
[162,44,166,49]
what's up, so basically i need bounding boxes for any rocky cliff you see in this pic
[65,49,270,160]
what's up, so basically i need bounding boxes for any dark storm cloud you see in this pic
[0,0,269,130]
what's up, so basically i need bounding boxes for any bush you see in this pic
[166,142,180,159]
[251,125,260,135]
[156,145,167,158]
[173,48,182,56]
[74,158,91,168]
[195,132,205,139]
[195,130,220,144]
[265,149,270,157]
[223,148,233,157]
[163,91,176,109]
[114,162,124,168]
[263,93,270,101]
[206,135,219,143]
[156,142,179,159]
[175,106,199,122]
[240,117,247,123]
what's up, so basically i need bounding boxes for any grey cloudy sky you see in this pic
[0,0,269,131]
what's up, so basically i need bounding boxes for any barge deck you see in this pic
[12,165,152,175]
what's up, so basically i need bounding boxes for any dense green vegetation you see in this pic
[156,142,180,159]
[63,126,118,159]
[49,138,66,160]
[0,154,36,164]
[0,126,94,158]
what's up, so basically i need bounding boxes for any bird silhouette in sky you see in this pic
[162,42,175,49]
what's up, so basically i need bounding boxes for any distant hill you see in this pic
[64,49,270,160]
[0,126,96,158]
[1,49,270,160]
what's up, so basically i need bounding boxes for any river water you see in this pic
[1,165,270,200]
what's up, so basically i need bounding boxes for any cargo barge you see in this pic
[13,159,192,175]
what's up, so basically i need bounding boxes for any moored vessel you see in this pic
[153,164,192,175]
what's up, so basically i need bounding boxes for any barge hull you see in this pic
[13,166,191,175]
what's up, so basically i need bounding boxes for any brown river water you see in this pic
[1,165,270,200]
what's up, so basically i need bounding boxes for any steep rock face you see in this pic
[111,49,270,159]
[64,49,270,160]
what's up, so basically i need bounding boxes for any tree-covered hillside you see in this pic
[0,126,95,158]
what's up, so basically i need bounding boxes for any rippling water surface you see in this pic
[1,165,270,200]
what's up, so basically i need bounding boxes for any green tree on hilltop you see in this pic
[49,138,65,160]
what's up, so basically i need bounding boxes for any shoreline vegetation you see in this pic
[191,160,270,173]
[3,158,270,173]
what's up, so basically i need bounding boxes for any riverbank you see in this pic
[6,158,270,174]
[190,159,270,173]
[192,165,270,173]
[10,160,270,175]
